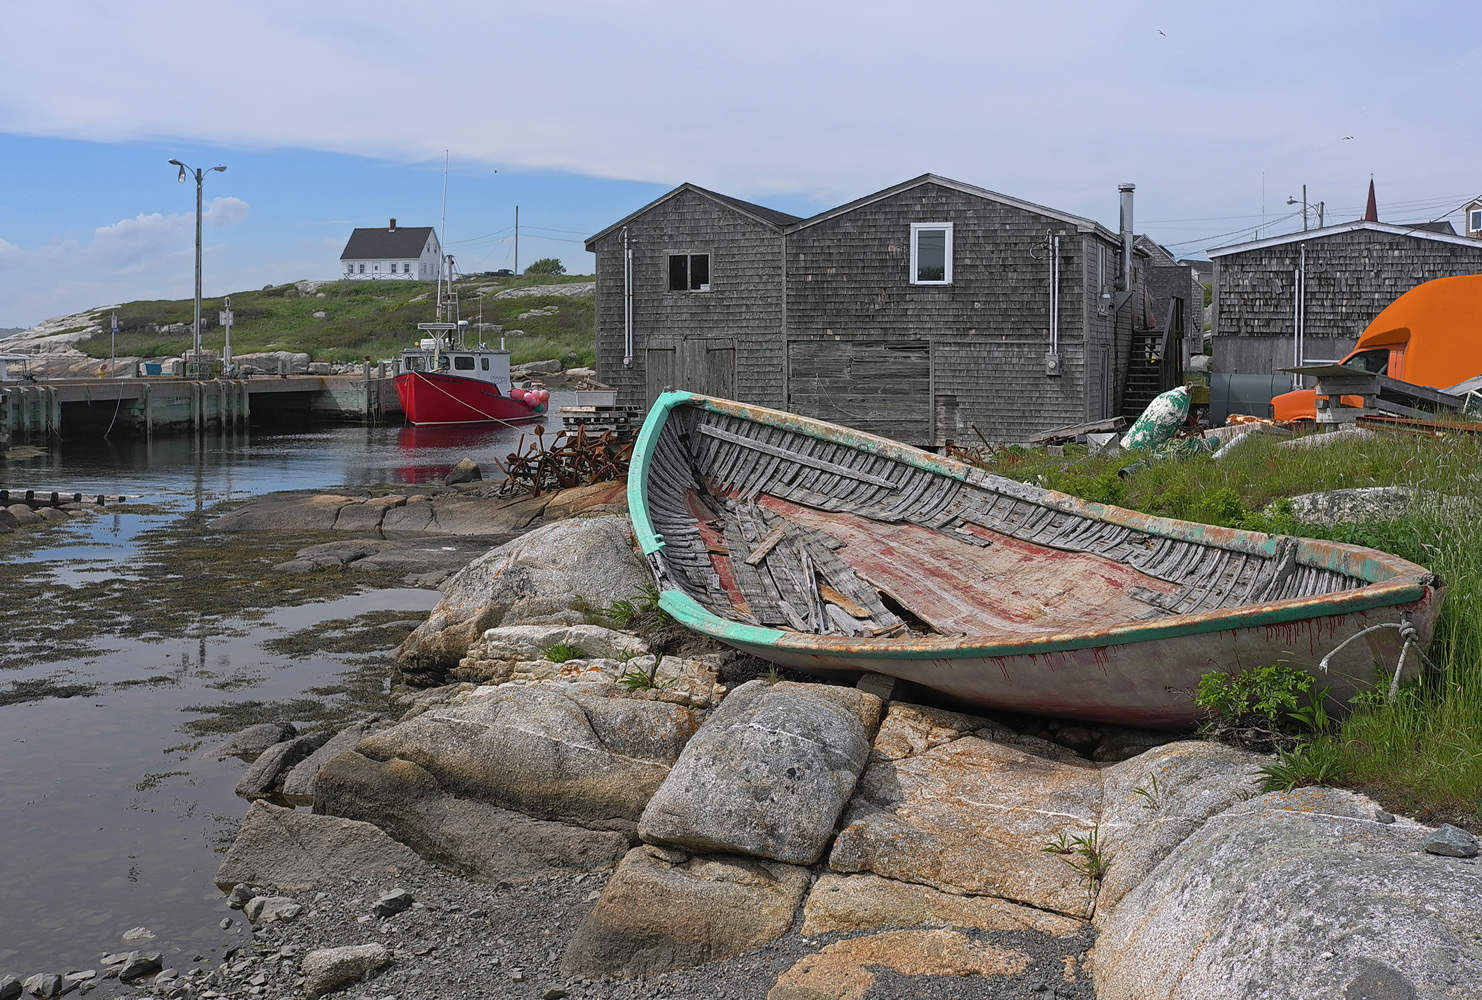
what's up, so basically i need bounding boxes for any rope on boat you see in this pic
[1317,613,1438,702]
[407,370,539,431]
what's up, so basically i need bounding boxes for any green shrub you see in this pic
[541,641,581,663]
[1196,663,1329,751]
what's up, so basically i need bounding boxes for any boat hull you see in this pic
[629,392,1444,728]
[394,371,538,425]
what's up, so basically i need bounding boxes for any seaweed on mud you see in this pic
[0,514,408,670]
[260,609,429,659]
[0,677,101,707]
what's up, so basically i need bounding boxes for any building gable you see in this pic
[341,225,438,260]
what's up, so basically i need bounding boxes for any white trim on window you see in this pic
[1470,209,1482,233]
[910,222,953,285]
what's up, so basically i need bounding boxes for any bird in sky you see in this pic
[1343,135,1355,140]
[1157,29,1167,36]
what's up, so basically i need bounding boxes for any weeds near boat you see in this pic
[1195,663,1330,754]
[1042,825,1109,890]
[1015,429,1482,831]
[1132,774,1164,811]
[619,653,666,691]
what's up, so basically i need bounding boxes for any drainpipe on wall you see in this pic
[1114,183,1136,312]
[622,227,634,368]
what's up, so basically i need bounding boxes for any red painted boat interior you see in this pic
[759,495,1180,636]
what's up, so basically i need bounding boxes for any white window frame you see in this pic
[1470,209,1482,233]
[910,222,954,285]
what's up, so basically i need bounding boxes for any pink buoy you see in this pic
[509,387,525,401]
[536,389,550,403]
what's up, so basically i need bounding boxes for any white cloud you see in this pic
[0,199,250,326]
[0,0,1477,230]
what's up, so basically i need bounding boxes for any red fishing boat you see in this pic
[393,325,548,426]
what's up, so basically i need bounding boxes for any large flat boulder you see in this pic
[767,929,1034,1000]
[559,845,810,978]
[828,703,1102,917]
[353,684,700,833]
[1095,740,1266,910]
[801,873,1084,937]
[314,751,629,880]
[215,800,434,891]
[638,680,882,865]
[1091,787,1482,1000]
[210,493,360,532]
[393,515,650,688]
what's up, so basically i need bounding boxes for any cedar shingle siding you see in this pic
[1209,224,1482,375]
[588,176,1138,445]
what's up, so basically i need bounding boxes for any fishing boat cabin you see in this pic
[399,339,513,387]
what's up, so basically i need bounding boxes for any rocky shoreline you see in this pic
[8,487,1480,999]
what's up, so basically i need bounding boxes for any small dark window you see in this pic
[480,357,490,371]
[668,253,711,292]
[453,355,475,370]
[1342,349,1389,374]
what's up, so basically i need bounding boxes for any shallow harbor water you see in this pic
[0,409,569,976]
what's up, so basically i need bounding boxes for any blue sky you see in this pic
[2,0,1480,328]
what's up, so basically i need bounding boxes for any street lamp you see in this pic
[1286,184,1325,231]
[168,158,227,365]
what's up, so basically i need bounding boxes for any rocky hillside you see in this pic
[1,275,596,369]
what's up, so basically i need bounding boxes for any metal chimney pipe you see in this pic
[1118,183,1135,291]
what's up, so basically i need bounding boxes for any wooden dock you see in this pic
[0,370,401,444]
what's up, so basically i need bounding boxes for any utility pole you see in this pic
[167,159,226,371]
[514,205,520,276]
[1302,184,1308,231]
[219,296,234,373]
[110,312,118,378]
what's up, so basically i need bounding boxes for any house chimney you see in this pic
[1118,183,1135,291]
[1363,180,1378,223]
[389,218,397,232]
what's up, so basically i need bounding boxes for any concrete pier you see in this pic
[0,375,401,445]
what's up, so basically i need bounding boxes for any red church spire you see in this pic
[1364,179,1378,222]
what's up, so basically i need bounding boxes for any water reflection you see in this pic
[0,397,569,505]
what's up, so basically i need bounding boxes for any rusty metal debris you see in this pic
[495,422,635,497]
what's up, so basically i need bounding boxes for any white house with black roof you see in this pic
[339,219,441,281]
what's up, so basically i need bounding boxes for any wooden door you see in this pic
[647,338,735,405]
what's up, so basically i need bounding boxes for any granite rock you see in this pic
[559,845,810,978]
[1091,787,1482,1000]
[354,683,701,832]
[313,750,630,880]
[638,680,881,865]
[215,800,435,892]
[300,943,389,997]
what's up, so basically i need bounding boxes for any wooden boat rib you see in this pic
[628,393,1444,727]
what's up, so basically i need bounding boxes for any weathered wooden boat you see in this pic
[628,393,1444,727]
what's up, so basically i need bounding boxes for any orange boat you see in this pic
[1273,275,1482,420]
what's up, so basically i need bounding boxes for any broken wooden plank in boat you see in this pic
[744,525,787,566]
[819,584,871,619]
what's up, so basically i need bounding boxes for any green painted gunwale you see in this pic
[628,392,1437,661]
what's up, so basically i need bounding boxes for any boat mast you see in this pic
[434,152,450,366]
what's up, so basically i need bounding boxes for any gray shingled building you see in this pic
[1207,221,1482,376]
[586,175,1158,446]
